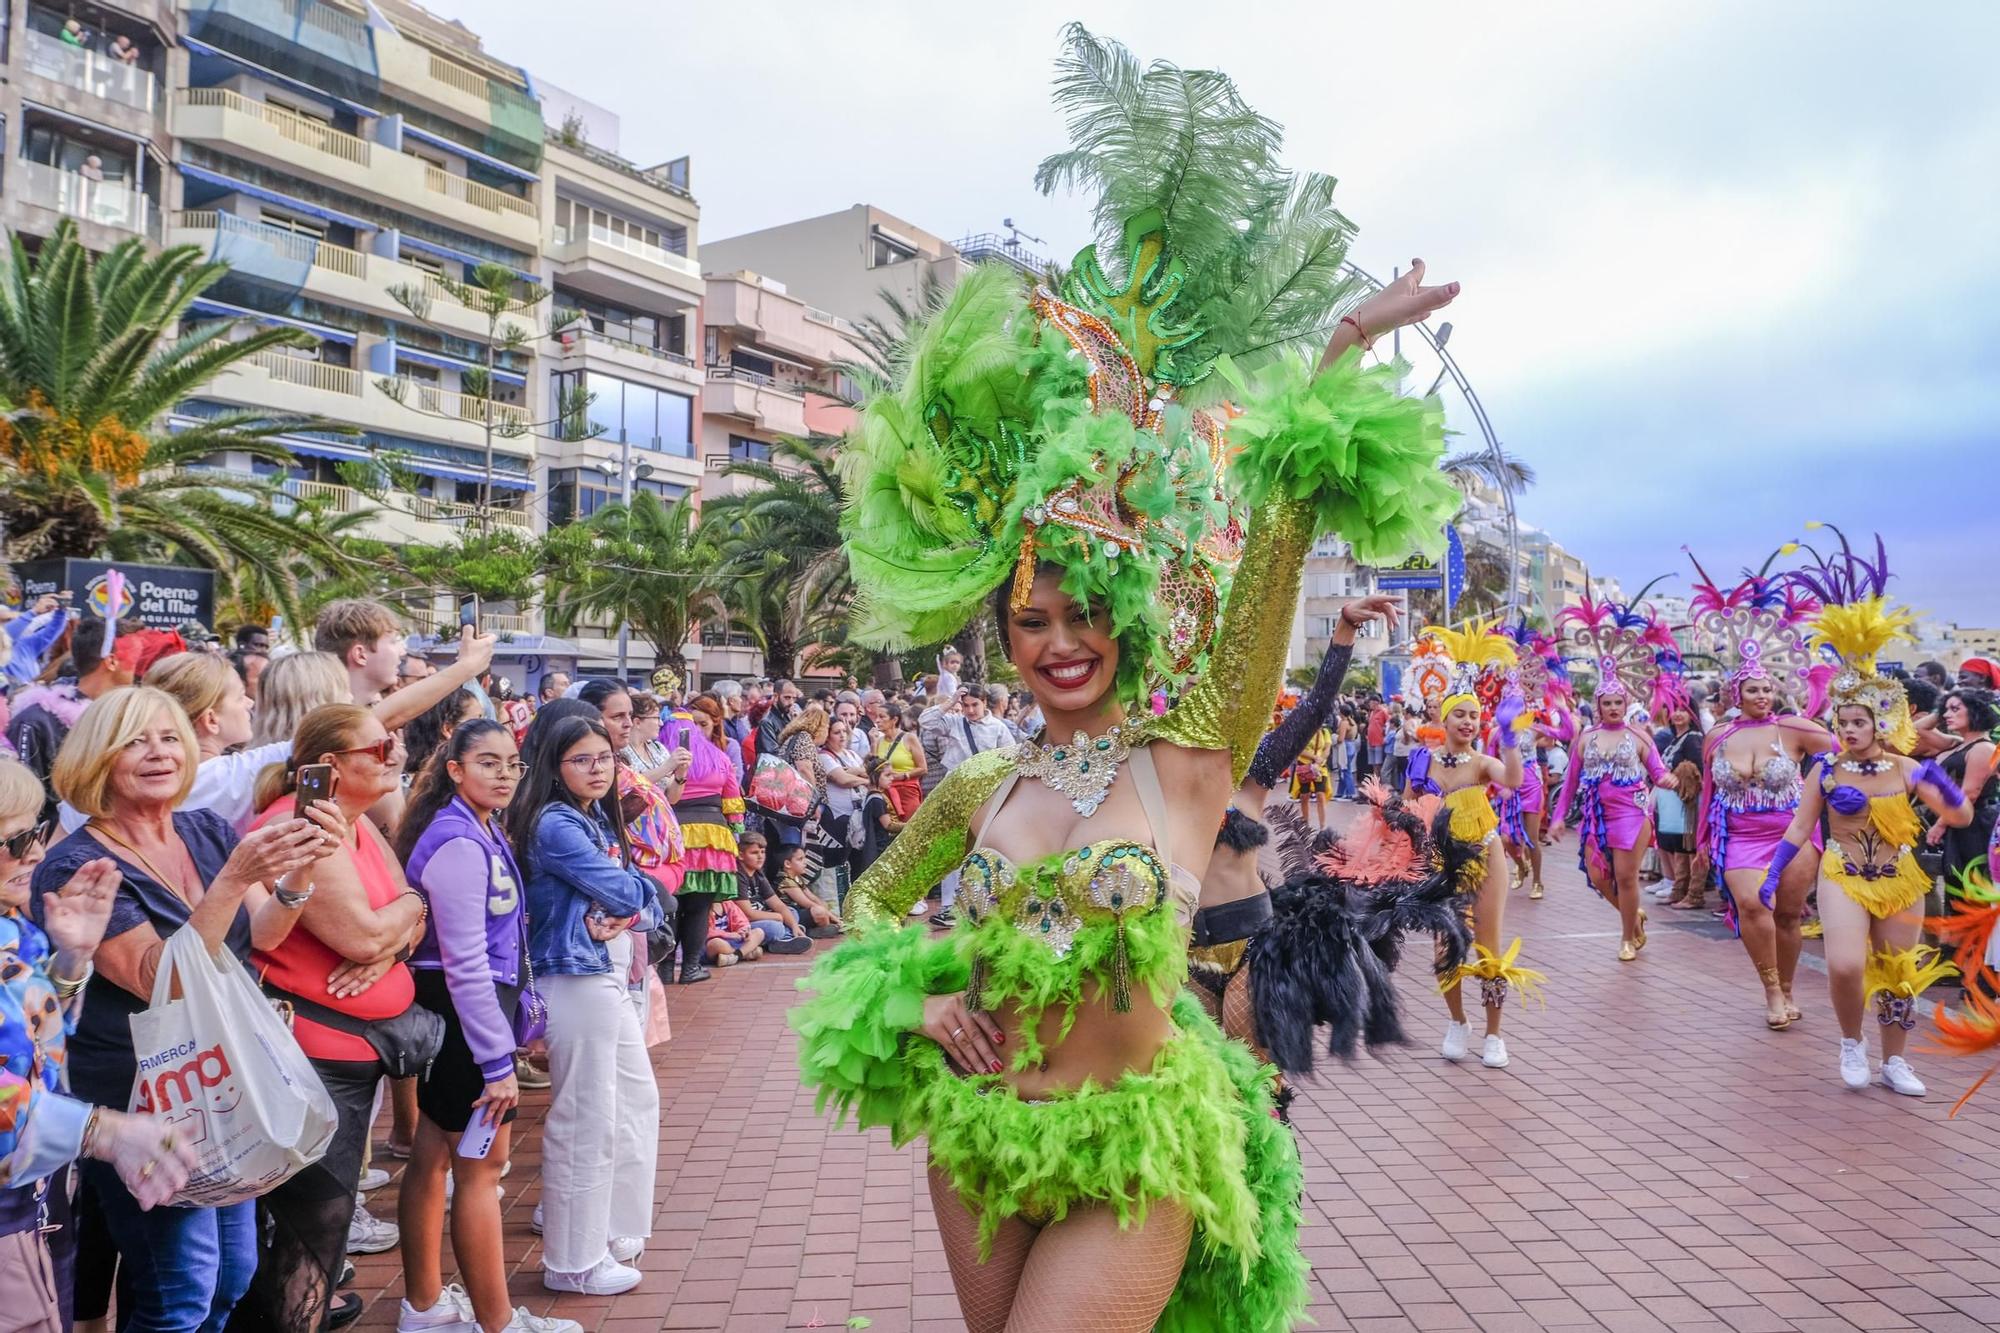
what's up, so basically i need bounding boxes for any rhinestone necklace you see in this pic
[1015,723,1137,817]
[1438,750,1472,768]
[1838,757,1895,776]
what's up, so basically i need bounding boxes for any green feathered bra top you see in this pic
[953,837,1199,1072]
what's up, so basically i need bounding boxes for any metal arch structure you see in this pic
[1336,261,1520,619]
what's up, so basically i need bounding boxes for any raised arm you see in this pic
[1156,496,1315,785]
[373,626,496,732]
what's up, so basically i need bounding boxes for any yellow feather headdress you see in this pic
[1787,527,1917,753]
[1414,617,1518,719]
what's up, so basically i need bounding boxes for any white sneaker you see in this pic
[500,1310,583,1333]
[1648,884,1675,900]
[1879,1055,1926,1097]
[1838,1038,1871,1090]
[1440,1021,1471,1062]
[542,1256,642,1296]
[610,1235,645,1263]
[358,1166,392,1193]
[530,1202,544,1235]
[397,1284,475,1331]
[908,899,931,916]
[347,1199,401,1254]
[1481,1035,1510,1069]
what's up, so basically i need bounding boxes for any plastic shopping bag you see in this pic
[127,929,336,1207]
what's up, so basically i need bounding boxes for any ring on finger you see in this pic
[950,1027,965,1040]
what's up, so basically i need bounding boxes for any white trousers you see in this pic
[539,934,658,1273]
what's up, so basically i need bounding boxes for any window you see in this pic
[870,228,918,268]
[553,193,688,256]
[567,370,693,456]
[729,435,771,463]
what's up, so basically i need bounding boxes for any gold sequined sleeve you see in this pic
[844,750,1017,930]
[1153,496,1314,786]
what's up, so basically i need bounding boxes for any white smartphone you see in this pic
[457,1115,498,1160]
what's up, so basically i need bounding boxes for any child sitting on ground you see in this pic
[736,831,811,954]
[707,897,767,966]
[776,843,842,938]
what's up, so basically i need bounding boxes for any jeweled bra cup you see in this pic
[959,841,1171,955]
[958,841,1178,1014]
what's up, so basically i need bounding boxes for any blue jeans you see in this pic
[1338,743,1359,799]
[749,914,799,943]
[82,1160,257,1332]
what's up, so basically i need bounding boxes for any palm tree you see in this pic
[542,491,723,674]
[704,435,862,680]
[838,270,953,395]
[0,223,351,621]
[1441,445,1536,498]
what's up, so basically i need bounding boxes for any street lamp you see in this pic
[595,453,656,679]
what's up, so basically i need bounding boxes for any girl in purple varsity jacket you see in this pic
[393,720,575,1333]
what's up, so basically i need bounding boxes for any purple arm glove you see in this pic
[1758,839,1801,909]
[1911,759,1967,808]
[1493,691,1526,739]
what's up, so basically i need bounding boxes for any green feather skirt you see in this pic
[792,926,1308,1332]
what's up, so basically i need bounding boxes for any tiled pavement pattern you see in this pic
[354,816,2000,1331]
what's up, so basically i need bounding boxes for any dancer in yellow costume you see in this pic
[1404,622,1533,1069]
[1761,530,1971,1096]
[788,27,1460,1332]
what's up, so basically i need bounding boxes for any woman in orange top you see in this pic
[245,704,430,1331]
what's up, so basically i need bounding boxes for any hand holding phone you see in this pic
[294,763,336,811]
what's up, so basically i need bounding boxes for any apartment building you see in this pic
[699,203,974,332]
[1294,534,1399,672]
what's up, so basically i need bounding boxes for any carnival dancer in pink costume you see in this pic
[1489,624,1568,901]
[1685,547,1834,1030]
[1549,596,1679,961]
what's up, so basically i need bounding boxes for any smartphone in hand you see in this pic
[294,763,336,810]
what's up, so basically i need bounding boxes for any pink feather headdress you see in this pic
[1684,545,1820,710]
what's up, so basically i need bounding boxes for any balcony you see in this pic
[205,351,536,462]
[410,496,534,530]
[171,89,539,247]
[381,377,530,431]
[703,364,808,437]
[704,273,858,367]
[550,325,701,388]
[167,213,511,343]
[405,605,533,636]
[547,222,704,304]
[19,29,158,114]
[12,159,154,237]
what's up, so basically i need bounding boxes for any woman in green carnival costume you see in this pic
[790,26,1460,1332]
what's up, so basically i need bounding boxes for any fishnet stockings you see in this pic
[928,1164,1196,1332]
[1220,964,1271,1065]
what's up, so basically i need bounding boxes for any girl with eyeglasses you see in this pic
[242,704,431,1330]
[507,715,662,1299]
[394,721,577,1333]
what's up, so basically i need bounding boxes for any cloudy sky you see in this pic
[471,0,2000,625]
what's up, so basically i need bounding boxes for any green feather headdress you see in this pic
[839,24,1453,701]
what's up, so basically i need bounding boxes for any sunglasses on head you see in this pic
[1,821,53,860]
[331,738,398,763]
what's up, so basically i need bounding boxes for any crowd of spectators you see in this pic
[0,586,1047,1331]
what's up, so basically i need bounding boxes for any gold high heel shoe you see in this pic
[1528,880,1545,900]
[1635,907,1648,949]
[1618,940,1638,962]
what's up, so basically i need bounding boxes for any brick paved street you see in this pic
[353,821,2000,1332]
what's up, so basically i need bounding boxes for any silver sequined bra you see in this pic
[1580,736,1646,784]
[1711,743,1803,812]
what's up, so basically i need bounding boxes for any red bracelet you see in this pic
[1339,315,1373,351]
